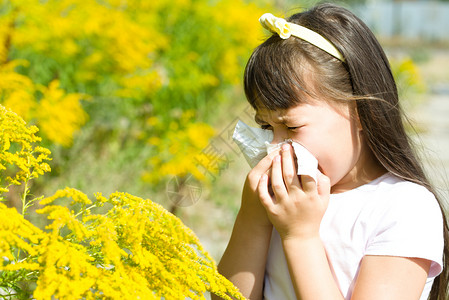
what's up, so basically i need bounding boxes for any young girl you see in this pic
[215,3,448,300]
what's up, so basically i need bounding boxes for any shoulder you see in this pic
[369,173,440,217]
[326,173,442,228]
[335,173,441,218]
[364,173,444,277]
[369,172,432,195]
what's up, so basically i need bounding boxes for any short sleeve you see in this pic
[365,183,444,278]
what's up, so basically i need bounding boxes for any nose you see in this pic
[270,128,289,144]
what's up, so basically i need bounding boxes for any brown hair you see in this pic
[244,3,448,299]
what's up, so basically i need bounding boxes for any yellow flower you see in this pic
[144,109,219,184]
[0,105,51,192]
[0,60,36,119]
[2,261,40,271]
[40,187,92,206]
[0,202,46,263]
[0,60,88,147]
[1,184,245,299]
[36,80,88,147]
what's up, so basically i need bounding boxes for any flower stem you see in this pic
[21,179,29,217]
[17,178,30,260]
[75,204,98,218]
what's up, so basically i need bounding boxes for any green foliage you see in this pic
[0,0,269,204]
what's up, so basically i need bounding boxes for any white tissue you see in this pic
[232,120,318,182]
[232,120,273,169]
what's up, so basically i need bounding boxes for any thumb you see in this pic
[316,170,331,197]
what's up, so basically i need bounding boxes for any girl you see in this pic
[214,3,448,300]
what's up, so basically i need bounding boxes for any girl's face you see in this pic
[255,98,382,193]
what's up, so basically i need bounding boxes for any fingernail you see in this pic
[282,143,290,151]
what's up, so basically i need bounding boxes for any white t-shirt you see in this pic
[264,173,444,300]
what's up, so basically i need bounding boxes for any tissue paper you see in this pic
[232,120,318,182]
[232,120,273,168]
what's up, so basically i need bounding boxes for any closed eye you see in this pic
[260,125,301,131]
[260,124,272,130]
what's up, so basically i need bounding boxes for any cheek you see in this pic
[307,144,340,183]
[300,122,359,185]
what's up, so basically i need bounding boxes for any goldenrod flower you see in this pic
[144,111,218,184]
[0,105,51,193]
[0,61,88,147]
[0,179,245,299]
[1,188,245,299]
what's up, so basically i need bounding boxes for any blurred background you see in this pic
[1,0,448,261]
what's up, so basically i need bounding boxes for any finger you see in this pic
[247,151,278,191]
[258,173,275,208]
[316,170,331,197]
[300,174,317,193]
[252,149,279,175]
[281,143,300,189]
[270,155,288,200]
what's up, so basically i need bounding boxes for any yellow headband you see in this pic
[259,13,345,62]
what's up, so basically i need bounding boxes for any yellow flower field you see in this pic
[0,105,245,298]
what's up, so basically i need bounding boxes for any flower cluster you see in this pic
[0,60,87,147]
[0,105,51,194]
[1,189,245,299]
[143,110,218,184]
[2,0,166,100]
[0,104,244,299]
[1,0,268,197]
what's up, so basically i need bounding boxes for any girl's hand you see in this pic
[258,143,331,240]
[240,150,279,228]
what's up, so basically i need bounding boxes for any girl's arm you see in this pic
[351,255,430,299]
[281,236,343,299]
[213,153,277,300]
[215,212,272,300]
[281,235,430,300]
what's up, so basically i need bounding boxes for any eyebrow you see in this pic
[254,113,288,125]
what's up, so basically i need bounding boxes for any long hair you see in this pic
[244,3,448,299]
